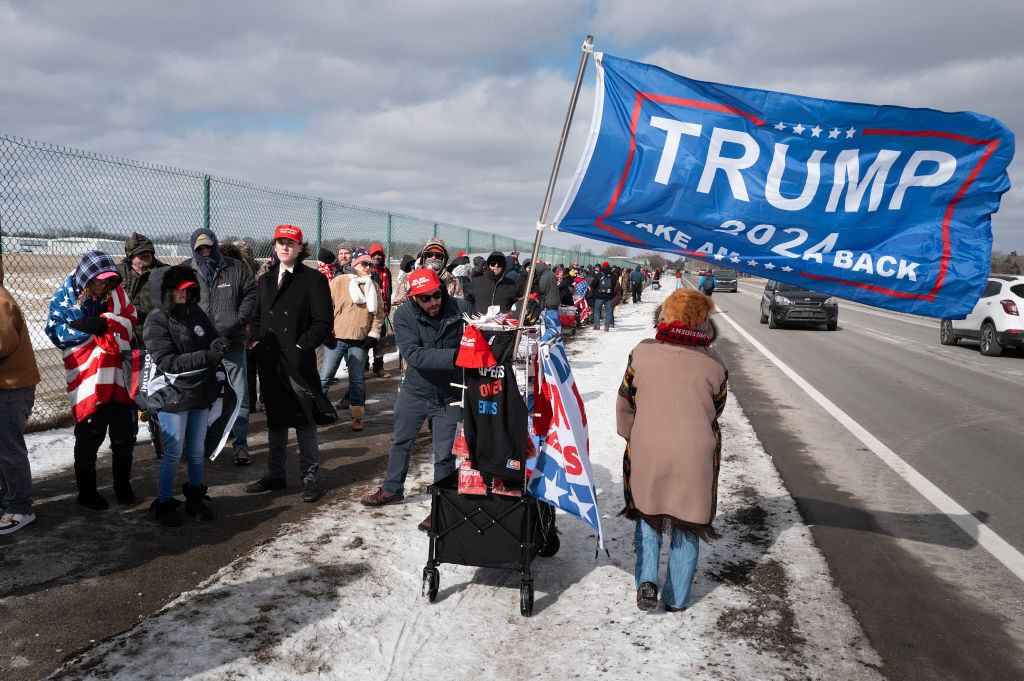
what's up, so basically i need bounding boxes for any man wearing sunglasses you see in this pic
[361,268,474,530]
[391,237,463,309]
[466,250,517,315]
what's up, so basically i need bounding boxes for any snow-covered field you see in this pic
[43,287,883,681]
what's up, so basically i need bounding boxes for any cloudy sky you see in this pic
[1,1,1021,253]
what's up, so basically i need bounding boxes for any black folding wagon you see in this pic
[422,478,559,616]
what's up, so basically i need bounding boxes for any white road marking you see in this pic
[680,278,1024,583]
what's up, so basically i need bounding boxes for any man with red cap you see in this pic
[245,225,332,503]
[361,268,474,530]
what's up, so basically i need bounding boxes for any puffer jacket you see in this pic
[466,251,517,314]
[392,237,464,308]
[392,289,475,406]
[143,265,220,412]
[188,228,257,351]
[117,232,168,349]
[519,262,560,310]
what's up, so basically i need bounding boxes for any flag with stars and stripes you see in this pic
[526,339,603,549]
[553,53,1014,318]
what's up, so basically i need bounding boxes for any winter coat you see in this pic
[392,290,475,406]
[250,261,333,429]
[0,284,41,391]
[466,251,517,314]
[593,267,622,302]
[45,251,136,421]
[392,237,464,307]
[629,269,645,284]
[522,262,561,310]
[188,228,257,352]
[142,265,220,412]
[117,232,169,349]
[328,274,387,342]
[616,336,728,537]
[557,276,574,306]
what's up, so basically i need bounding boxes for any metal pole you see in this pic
[203,175,211,230]
[316,198,323,261]
[386,212,393,264]
[515,35,593,336]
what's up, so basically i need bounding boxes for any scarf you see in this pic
[348,275,378,313]
[655,321,710,346]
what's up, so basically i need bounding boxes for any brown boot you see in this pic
[350,405,365,431]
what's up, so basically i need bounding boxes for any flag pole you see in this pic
[514,35,594,337]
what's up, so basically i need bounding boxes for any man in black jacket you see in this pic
[245,225,332,503]
[361,268,474,531]
[189,228,258,466]
[466,251,517,314]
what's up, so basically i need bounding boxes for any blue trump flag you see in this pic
[553,53,1014,317]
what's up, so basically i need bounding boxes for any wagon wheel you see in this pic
[423,567,439,603]
[520,580,534,617]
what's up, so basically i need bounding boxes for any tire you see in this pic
[827,321,837,331]
[520,581,534,617]
[768,309,779,329]
[939,319,957,345]
[759,306,768,324]
[423,567,439,603]
[980,322,1003,356]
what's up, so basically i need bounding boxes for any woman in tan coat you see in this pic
[319,248,386,430]
[616,289,728,611]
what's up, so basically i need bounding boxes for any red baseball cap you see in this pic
[274,224,303,243]
[176,280,198,291]
[456,325,497,368]
[408,268,442,296]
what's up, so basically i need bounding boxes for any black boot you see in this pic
[149,498,183,527]
[111,449,136,506]
[182,484,214,521]
[74,466,109,510]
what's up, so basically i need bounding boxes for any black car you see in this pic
[712,269,738,292]
[759,280,839,330]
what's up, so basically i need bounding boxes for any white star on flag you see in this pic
[713,253,725,260]
[811,125,822,137]
[782,265,794,272]
[846,126,857,138]
[568,486,595,524]
[829,128,841,139]
[792,123,806,135]
[765,262,776,270]
[730,256,741,263]
[774,122,786,131]
[747,260,757,266]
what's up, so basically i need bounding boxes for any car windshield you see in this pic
[776,282,815,293]
[713,270,734,278]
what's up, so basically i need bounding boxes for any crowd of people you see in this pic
[3,235,726,613]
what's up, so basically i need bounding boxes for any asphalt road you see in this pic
[701,276,1024,681]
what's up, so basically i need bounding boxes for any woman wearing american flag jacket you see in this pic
[45,251,138,511]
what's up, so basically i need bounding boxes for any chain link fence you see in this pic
[1,134,636,431]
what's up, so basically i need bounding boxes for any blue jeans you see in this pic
[634,517,700,609]
[0,386,35,514]
[382,390,462,498]
[594,297,615,329]
[221,349,249,450]
[157,408,209,501]
[319,338,368,405]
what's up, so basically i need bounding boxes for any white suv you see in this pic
[940,275,1024,356]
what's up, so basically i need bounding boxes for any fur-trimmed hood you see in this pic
[149,265,201,312]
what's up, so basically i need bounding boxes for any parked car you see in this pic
[713,269,738,292]
[940,275,1024,356]
[759,280,839,330]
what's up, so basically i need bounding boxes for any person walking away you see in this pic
[361,269,474,531]
[0,255,41,534]
[629,267,645,303]
[45,251,137,510]
[143,265,228,526]
[593,262,620,331]
[189,228,257,467]
[118,232,168,457]
[675,269,683,289]
[616,289,727,611]
[367,244,393,378]
[319,248,386,430]
[466,251,517,315]
[246,225,333,502]
[698,271,716,296]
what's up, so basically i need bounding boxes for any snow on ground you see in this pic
[46,288,883,681]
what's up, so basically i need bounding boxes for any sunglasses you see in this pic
[414,291,443,303]
[487,260,503,267]
[424,252,444,260]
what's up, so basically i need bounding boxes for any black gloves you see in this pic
[362,336,378,350]
[68,316,108,336]
[204,349,223,366]
[210,337,231,355]
[400,254,416,273]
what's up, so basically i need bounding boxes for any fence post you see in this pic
[316,198,323,259]
[466,229,471,256]
[491,234,496,252]
[386,212,392,264]
[432,222,438,238]
[203,175,211,229]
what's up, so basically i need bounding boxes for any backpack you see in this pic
[701,276,715,293]
[597,273,614,296]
